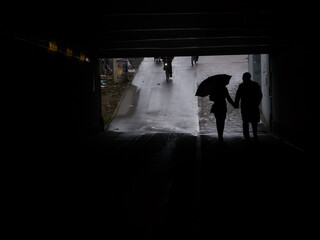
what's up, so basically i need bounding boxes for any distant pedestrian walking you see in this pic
[191,56,199,66]
[235,72,263,141]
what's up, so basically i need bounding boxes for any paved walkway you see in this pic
[68,129,310,240]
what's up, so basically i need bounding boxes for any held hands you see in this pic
[230,101,239,108]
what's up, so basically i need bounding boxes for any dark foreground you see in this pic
[11,131,315,239]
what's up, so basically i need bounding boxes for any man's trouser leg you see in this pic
[252,121,258,140]
[242,121,250,140]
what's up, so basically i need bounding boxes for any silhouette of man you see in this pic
[235,72,263,141]
[209,77,235,142]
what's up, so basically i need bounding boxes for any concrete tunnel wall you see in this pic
[269,45,313,153]
[2,35,103,148]
[247,48,313,154]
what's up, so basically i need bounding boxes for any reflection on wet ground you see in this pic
[65,131,312,239]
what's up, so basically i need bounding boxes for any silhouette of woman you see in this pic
[209,78,235,142]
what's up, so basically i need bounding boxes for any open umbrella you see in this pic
[195,74,232,97]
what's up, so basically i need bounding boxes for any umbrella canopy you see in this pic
[195,74,232,97]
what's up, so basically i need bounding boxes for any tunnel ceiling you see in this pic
[2,1,312,58]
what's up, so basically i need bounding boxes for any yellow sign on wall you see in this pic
[79,53,86,61]
[48,41,58,52]
[66,48,73,57]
